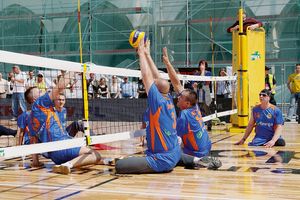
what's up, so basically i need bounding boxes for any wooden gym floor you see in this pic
[0,123,299,200]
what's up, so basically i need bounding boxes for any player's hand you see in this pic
[264,140,275,148]
[162,47,171,65]
[231,25,239,32]
[192,82,198,89]
[248,24,257,30]
[137,37,146,56]
[234,139,245,145]
[145,40,151,56]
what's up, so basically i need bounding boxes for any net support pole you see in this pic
[78,0,91,145]
[237,8,249,127]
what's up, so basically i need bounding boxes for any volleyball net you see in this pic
[0,50,237,160]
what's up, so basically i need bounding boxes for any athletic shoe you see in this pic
[195,156,222,170]
[10,117,17,121]
[52,165,71,175]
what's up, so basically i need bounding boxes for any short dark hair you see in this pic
[198,60,208,69]
[25,86,37,104]
[259,89,271,97]
[296,63,300,67]
[183,89,198,106]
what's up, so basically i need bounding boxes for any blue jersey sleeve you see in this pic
[17,112,27,129]
[176,113,186,137]
[274,107,284,125]
[147,83,164,113]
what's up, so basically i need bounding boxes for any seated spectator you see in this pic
[227,11,263,33]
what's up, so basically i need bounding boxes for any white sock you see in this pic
[103,158,113,165]
[61,162,73,169]
[193,157,201,164]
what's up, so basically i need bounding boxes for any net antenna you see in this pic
[77,0,91,146]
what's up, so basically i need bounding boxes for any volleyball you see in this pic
[129,30,147,48]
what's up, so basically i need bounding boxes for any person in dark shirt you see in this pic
[265,66,277,105]
[227,12,263,33]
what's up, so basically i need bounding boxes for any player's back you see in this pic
[146,83,178,154]
[177,106,211,157]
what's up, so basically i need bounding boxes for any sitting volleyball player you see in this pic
[53,93,95,137]
[162,47,221,169]
[235,89,285,147]
[115,39,181,174]
[26,71,111,174]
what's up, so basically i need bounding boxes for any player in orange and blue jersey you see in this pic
[115,39,181,174]
[26,71,112,175]
[235,89,285,147]
[53,93,95,137]
[176,99,211,157]
[163,47,221,170]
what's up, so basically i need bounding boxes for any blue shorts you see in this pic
[182,142,211,158]
[48,147,81,165]
[145,145,181,172]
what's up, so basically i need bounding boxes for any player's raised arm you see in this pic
[144,40,161,79]
[163,47,184,94]
[50,71,76,101]
[138,39,154,94]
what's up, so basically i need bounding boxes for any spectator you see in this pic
[194,60,212,130]
[265,66,277,105]
[286,63,300,123]
[87,73,98,99]
[120,76,135,98]
[7,72,14,98]
[137,79,147,98]
[227,11,263,33]
[26,70,35,89]
[35,72,47,94]
[10,65,27,121]
[109,75,121,98]
[216,68,230,99]
[97,77,109,98]
[0,72,8,99]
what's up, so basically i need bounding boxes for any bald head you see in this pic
[154,78,170,95]
[25,87,43,104]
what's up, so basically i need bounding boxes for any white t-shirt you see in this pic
[0,79,8,94]
[13,72,27,93]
